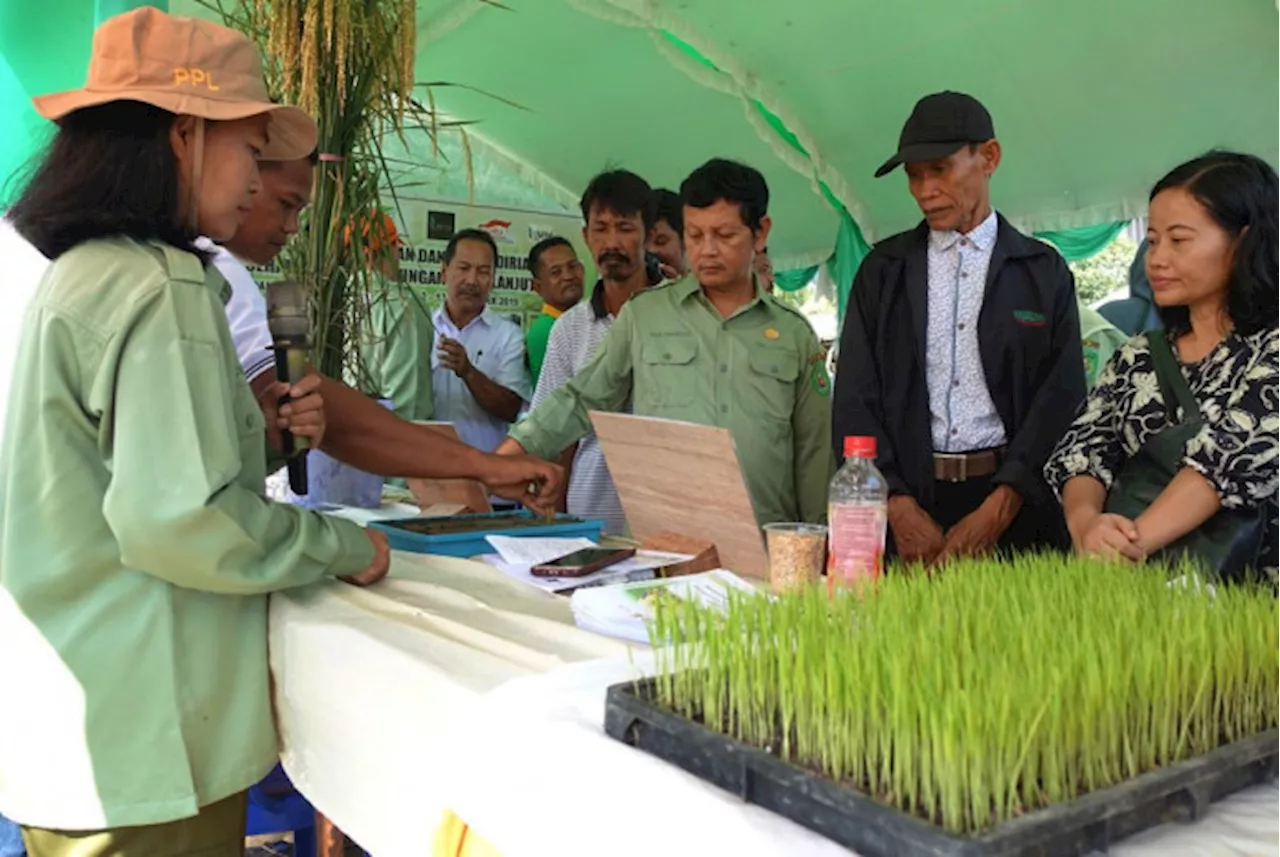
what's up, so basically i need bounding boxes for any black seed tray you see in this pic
[604,677,1278,856]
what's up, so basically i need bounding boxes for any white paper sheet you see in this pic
[485,535,598,567]
[570,569,758,642]
[316,502,421,526]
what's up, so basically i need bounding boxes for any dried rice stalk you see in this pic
[211,0,472,379]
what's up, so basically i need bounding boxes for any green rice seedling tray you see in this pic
[604,677,1279,857]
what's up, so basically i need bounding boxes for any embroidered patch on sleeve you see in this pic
[809,353,831,397]
[1083,340,1100,385]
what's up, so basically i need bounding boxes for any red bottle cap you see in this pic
[843,436,876,459]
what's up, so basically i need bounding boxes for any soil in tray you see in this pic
[386,514,585,536]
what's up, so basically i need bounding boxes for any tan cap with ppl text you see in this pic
[31,6,316,161]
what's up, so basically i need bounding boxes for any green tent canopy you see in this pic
[7,0,1278,289]
[387,0,1276,271]
[0,0,176,196]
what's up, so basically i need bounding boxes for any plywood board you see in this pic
[405,421,493,514]
[589,412,767,579]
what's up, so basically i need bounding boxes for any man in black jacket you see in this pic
[833,92,1084,564]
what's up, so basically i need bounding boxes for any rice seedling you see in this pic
[645,554,1278,835]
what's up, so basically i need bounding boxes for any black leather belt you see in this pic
[933,446,1008,483]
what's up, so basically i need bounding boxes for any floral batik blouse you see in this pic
[1045,327,1279,580]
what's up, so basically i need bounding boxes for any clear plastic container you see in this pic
[763,522,828,594]
[827,436,888,589]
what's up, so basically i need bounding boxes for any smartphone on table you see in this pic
[530,547,637,578]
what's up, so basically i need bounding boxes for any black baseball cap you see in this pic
[874,91,995,178]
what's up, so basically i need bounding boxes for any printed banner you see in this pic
[395,196,591,331]
[249,197,592,333]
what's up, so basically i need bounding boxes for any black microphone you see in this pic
[265,279,311,496]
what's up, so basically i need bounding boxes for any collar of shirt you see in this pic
[672,275,704,304]
[592,279,664,321]
[196,237,252,270]
[540,303,565,320]
[1078,302,1121,339]
[677,274,772,321]
[433,303,494,337]
[929,209,999,254]
[589,279,609,320]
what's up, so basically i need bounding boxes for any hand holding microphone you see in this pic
[265,280,313,495]
[269,374,326,446]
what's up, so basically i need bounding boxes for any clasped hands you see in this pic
[1066,510,1149,563]
[889,485,1022,567]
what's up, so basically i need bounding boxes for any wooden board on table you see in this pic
[642,531,722,578]
[406,421,492,514]
[589,412,767,579]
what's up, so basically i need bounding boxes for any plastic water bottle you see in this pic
[827,436,889,589]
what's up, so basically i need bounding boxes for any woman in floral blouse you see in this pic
[1045,151,1278,578]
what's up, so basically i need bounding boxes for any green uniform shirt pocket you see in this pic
[638,336,699,411]
[746,346,800,433]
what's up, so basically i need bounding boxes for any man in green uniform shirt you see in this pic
[1078,300,1129,390]
[352,212,436,422]
[525,236,585,387]
[498,158,834,526]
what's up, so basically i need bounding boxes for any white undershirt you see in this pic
[194,237,275,382]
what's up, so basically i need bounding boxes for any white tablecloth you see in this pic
[269,552,1279,857]
[269,551,630,855]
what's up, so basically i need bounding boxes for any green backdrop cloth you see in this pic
[773,265,818,293]
[0,0,167,205]
[662,29,876,309]
[1034,220,1129,263]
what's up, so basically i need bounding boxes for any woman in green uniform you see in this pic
[0,8,388,856]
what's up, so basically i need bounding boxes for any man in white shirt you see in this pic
[531,169,656,535]
[219,159,558,503]
[1,154,562,508]
[431,228,531,453]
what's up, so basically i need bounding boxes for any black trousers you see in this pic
[888,474,1070,558]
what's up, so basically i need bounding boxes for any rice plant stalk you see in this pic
[203,0,475,382]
